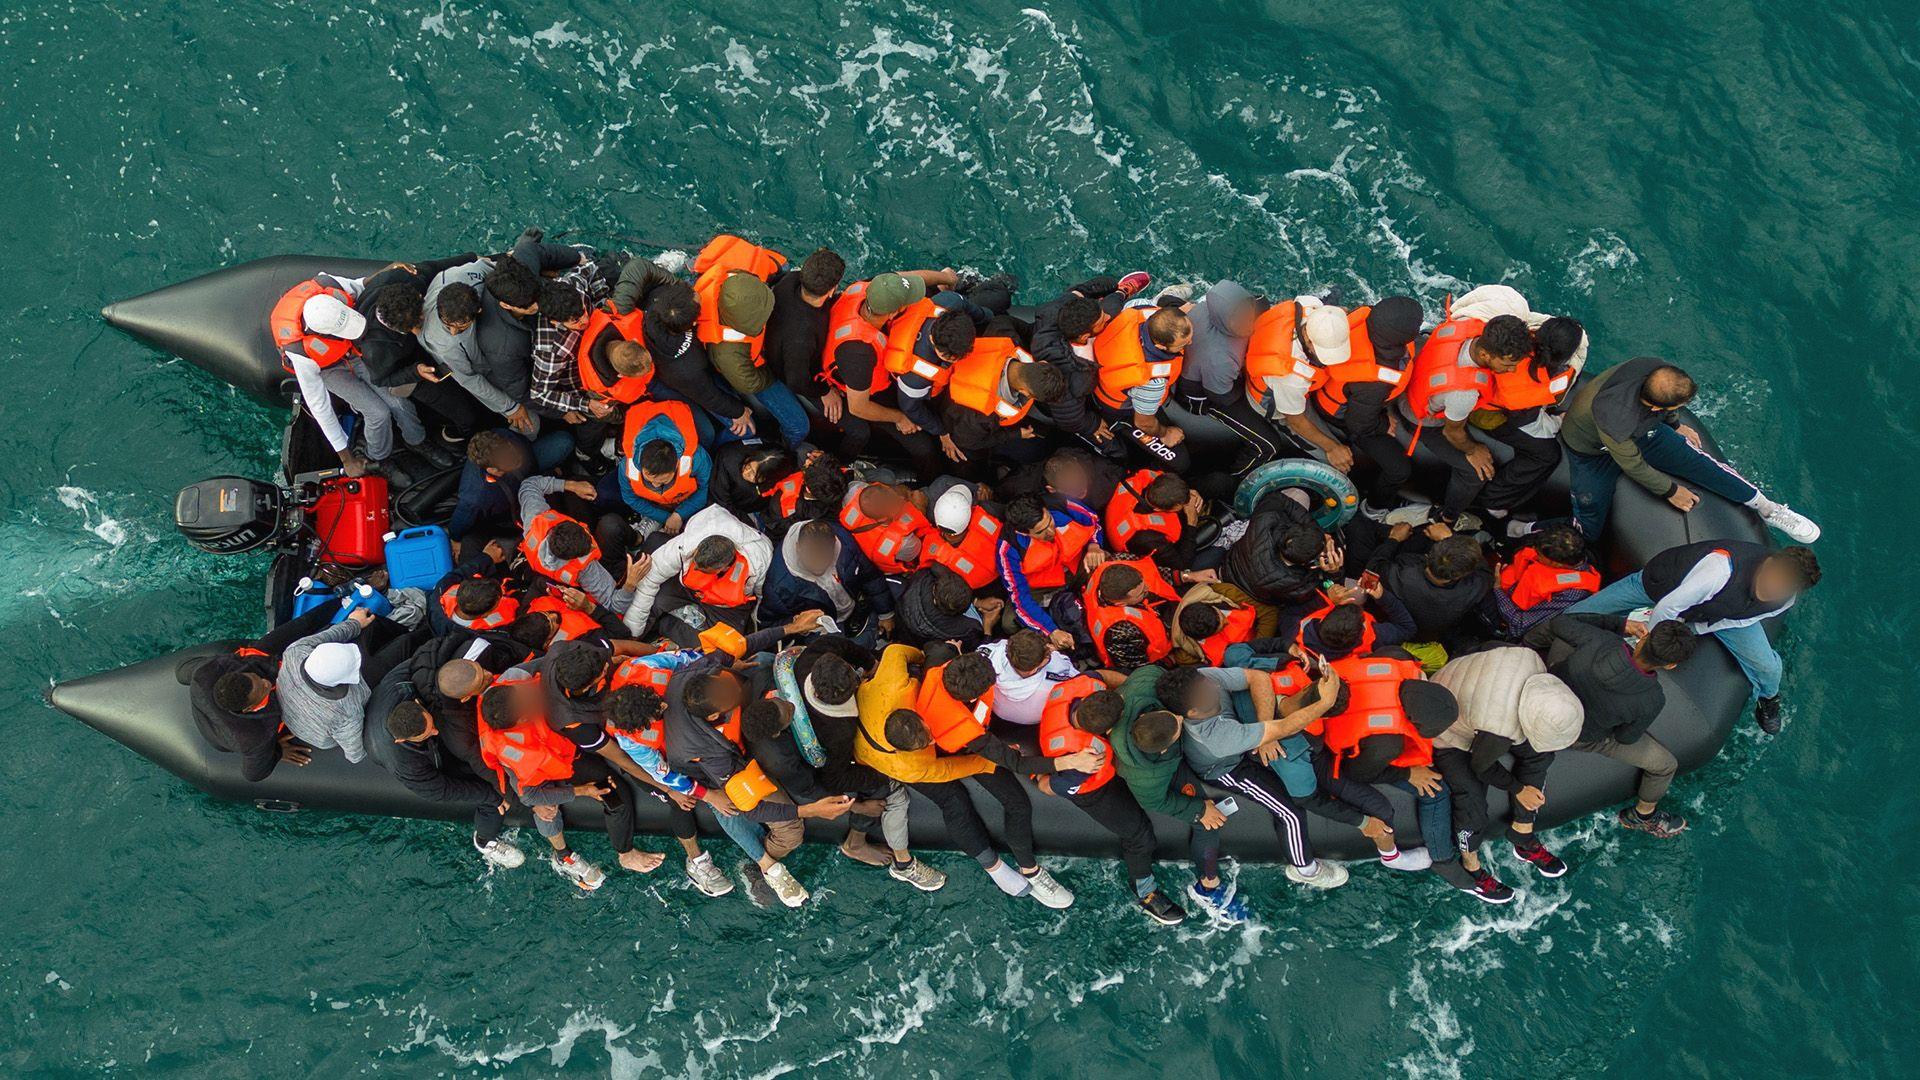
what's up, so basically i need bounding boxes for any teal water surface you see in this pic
[2,1,1915,1076]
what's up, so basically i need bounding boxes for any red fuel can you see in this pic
[308,476,391,567]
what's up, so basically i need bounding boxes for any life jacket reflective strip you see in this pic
[1484,361,1577,412]
[1243,301,1335,408]
[606,658,675,749]
[477,674,577,789]
[680,552,756,608]
[1038,675,1116,793]
[1311,307,1411,413]
[822,280,891,394]
[1405,316,1491,422]
[838,495,935,575]
[1294,602,1377,658]
[765,472,805,519]
[914,666,996,753]
[271,279,357,371]
[1314,655,1430,778]
[923,507,1003,589]
[1104,469,1182,551]
[1499,548,1601,611]
[520,510,602,587]
[438,583,521,631]
[1083,558,1180,667]
[945,338,1034,425]
[1092,307,1183,408]
[525,594,603,642]
[879,298,951,390]
[1269,661,1311,697]
[575,304,652,403]
[1198,603,1258,666]
[1017,518,1098,591]
[692,235,787,366]
[620,399,703,505]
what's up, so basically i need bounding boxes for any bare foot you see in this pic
[839,837,890,867]
[619,849,666,873]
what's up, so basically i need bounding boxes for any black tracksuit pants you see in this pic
[1066,780,1156,885]
[911,768,1037,869]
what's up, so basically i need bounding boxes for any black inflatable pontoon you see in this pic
[52,255,1768,862]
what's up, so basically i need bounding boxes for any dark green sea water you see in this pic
[3,1,1915,1075]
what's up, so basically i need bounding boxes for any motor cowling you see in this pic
[174,476,286,554]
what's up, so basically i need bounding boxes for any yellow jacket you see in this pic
[855,645,996,784]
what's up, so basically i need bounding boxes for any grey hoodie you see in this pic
[1183,281,1257,397]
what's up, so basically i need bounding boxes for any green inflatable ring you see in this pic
[1232,457,1361,529]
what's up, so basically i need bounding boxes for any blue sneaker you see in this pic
[1188,880,1250,925]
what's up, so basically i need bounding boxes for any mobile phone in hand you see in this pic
[1216,796,1240,816]
[1357,569,1381,593]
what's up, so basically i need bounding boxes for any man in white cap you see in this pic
[276,588,429,764]
[1243,296,1368,474]
[273,271,430,476]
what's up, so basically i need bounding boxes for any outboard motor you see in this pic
[174,476,289,554]
[173,469,387,565]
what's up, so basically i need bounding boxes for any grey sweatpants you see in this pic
[319,357,424,461]
[1572,733,1677,805]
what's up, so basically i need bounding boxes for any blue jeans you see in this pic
[1223,643,1319,798]
[714,806,767,862]
[743,381,810,449]
[1570,424,1760,538]
[1388,778,1454,856]
[1570,571,1782,699]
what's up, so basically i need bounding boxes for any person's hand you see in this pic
[1184,490,1206,523]
[798,794,855,819]
[1317,537,1345,574]
[1326,443,1355,473]
[822,390,845,424]
[1092,420,1115,444]
[622,553,651,589]
[564,411,588,425]
[1676,424,1703,450]
[1035,775,1055,796]
[555,586,592,613]
[1667,485,1699,512]
[702,789,739,816]
[940,434,968,463]
[588,398,616,419]
[1362,576,1385,600]
[1048,629,1076,652]
[662,512,684,535]
[1160,424,1186,447]
[573,780,612,800]
[1624,618,1650,642]
[976,597,1005,622]
[506,406,537,436]
[1465,445,1496,481]
[1199,801,1228,830]
[414,362,444,384]
[1423,521,1454,542]
[784,608,826,635]
[850,798,886,817]
[1016,425,1041,440]
[1388,522,1415,543]
[1314,664,1343,703]
[497,799,513,816]
[1359,815,1392,840]
[668,790,697,811]
[895,416,921,436]
[338,450,369,478]
[1255,740,1282,765]
[382,261,419,276]
[1059,745,1106,773]
[1082,548,1109,572]
[1515,785,1546,812]
[1408,765,1443,797]
[278,731,313,767]
[1184,568,1220,585]
[730,410,755,437]
[563,479,598,500]
[483,539,512,565]
[346,607,376,628]
[1323,583,1362,607]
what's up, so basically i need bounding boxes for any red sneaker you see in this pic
[1512,841,1568,878]
[1116,271,1152,297]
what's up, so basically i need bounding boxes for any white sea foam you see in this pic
[56,486,128,546]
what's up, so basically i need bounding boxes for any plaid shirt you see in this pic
[530,264,611,416]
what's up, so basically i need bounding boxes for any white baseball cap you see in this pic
[303,641,363,699]
[303,293,367,340]
[1302,305,1352,364]
[933,486,974,533]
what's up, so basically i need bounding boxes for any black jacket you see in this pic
[1526,612,1666,744]
[357,253,476,386]
[765,270,832,397]
[1028,277,1124,439]
[1224,489,1320,606]
[895,566,987,652]
[187,606,336,782]
[1379,552,1494,650]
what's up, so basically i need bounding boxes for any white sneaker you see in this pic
[1379,846,1433,872]
[887,858,948,892]
[685,853,735,898]
[1023,867,1075,909]
[474,835,525,870]
[1284,860,1349,890]
[551,851,605,891]
[1382,503,1434,528]
[1759,503,1820,543]
[763,862,810,908]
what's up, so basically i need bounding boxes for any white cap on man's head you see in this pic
[304,293,367,340]
[933,486,975,533]
[303,641,363,699]
[1302,305,1352,364]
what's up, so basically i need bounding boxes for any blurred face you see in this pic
[1186,677,1222,718]
[865,485,905,519]
[488,442,529,477]
[1047,463,1091,501]
[1754,559,1802,603]
[796,535,836,577]
[1224,301,1259,339]
[704,674,745,718]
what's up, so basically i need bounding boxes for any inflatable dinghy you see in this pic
[53,255,1770,862]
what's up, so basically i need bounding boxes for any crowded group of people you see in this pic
[194,230,1823,923]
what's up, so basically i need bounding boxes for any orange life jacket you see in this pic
[438,582,521,631]
[1104,469,1182,553]
[270,279,358,371]
[1084,558,1180,667]
[1197,603,1258,666]
[1038,675,1116,794]
[1269,661,1312,697]
[1295,602,1378,658]
[605,657,675,749]
[520,510,601,587]
[575,304,653,403]
[680,551,756,608]
[838,492,936,575]
[914,665,997,753]
[1015,516,1098,591]
[1092,307,1183,409]
[879,298,953,392]
[525,594,604,642]
[1243,301,1337,409]
[1311,307,1411,414]
[764,472,805,520]
[821,280,892,394]
[477,675,577,790]
[1311,654,1431,778]
[695,700,782,810]
[923,506,1004,589]
[621,400,702,505]
[1499,547,1601,611]
[692,235,787,367]
[1484,361,1577,413]
[944,338,1034,425]
[1405,315,1492,423]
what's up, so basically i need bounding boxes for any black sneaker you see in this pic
[1511,840,1568,878]
[1138,889,1187,926]
[1618,806,1688,838]
[409,438,463,470]
[1469,869,1516,905]
[1754,696,1783,735]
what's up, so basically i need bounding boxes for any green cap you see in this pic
[864,272,927,317]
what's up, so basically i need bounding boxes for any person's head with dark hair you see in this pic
[1013,361,1066,404]
[551,645,611,697]
[466,428,527,475]
[856,481,906,521]
[1154,666,1217,717]
[1005,495,1048,535]
[1178,602,1224,641]
[807,653,858,706]
[454,578,503,618]
[1473,315,1532,371]
[740,698,792,744]
[546,520,594,561]
[485,257,541,313]
[1637,620,1698,669]
[1130,709,1183,754]
[802,460,847,505]
[1142,472,1189,511]
[506,612,554,653]
[436,659,490,703]
[374,285,426,334]
[1426,534,1485,584]
[646,281,700,334]
[682,671,743,720]
[930,567,974,616]
[1365,295,1423,358]
[386,701,433,742]
[1758,546,1821,600]
[1530,316,1583,378]
[1642,364,1698,411]
[792,518,839,576]
[1055,295,1102,342]
[1530,523,1588,569]
[1280,521,1326,566]
[1071,690,1124,737]
[691,535,738,573]
[212,670,272,714]
[607,339,653,378]
[436,282,483,331]
[1095,562,1146,605]
[886,708,932,751]
[1146,307,1193,351]
[930,310,976,361]
[1005,628,1050,675]
[940,653,995,703]
[742,447,797,485]
[607,685,666,731]
[1043,449,1093,501]
[1400,680,1459,739]
[1316,603,1368,655]
[798,248,847,300]
[638,439,679,486]
[539,279,587,327]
